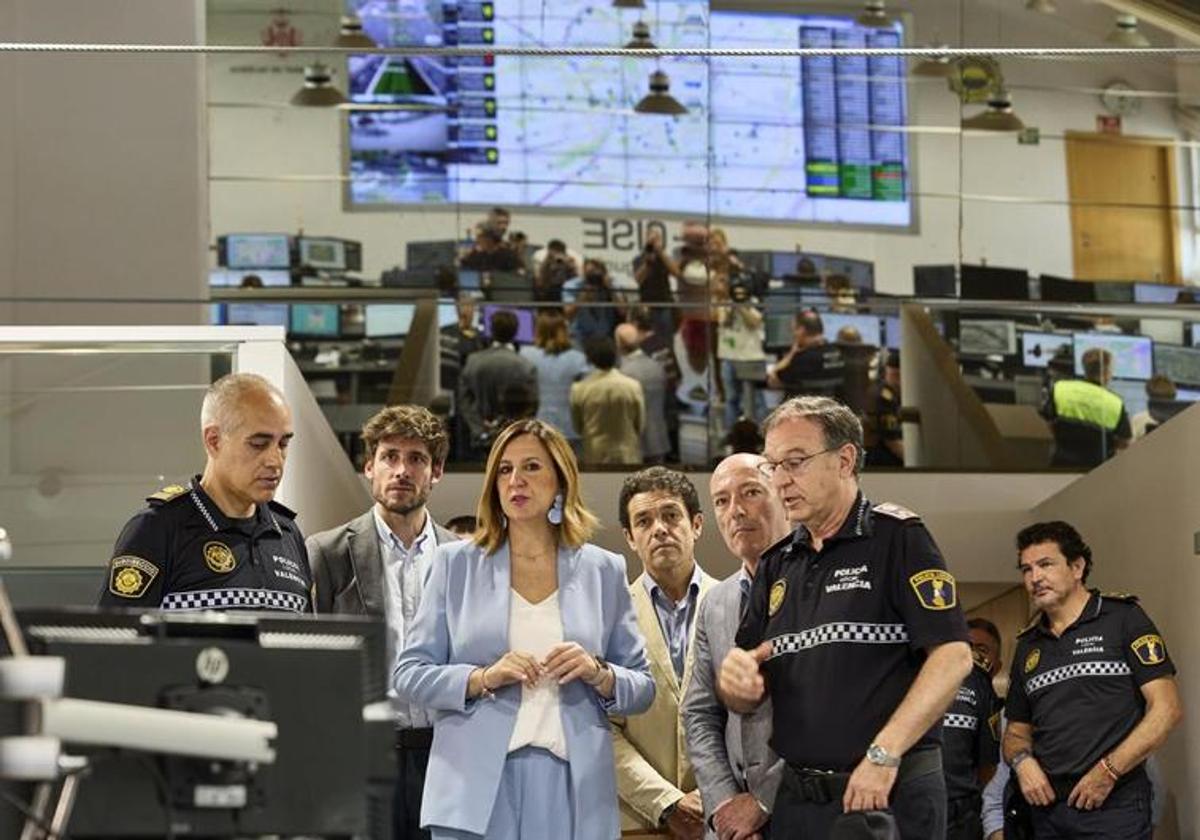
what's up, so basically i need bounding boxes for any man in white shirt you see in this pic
[307,405,458,840]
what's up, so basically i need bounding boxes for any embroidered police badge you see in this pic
[108,555,158,599]
[908,569,957,610]
[1131,634,1167,666]
[768,580,787,617]
[203,541,237,574]
[1024,648,1041,673]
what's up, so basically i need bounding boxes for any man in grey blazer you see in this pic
[683,453,790,840]
[617,322,671,464]
[306,405,458,840]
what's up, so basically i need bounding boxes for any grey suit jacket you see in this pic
[681,572,782,835]
[459,345,539,441]
[306,509,458,616]
[620,349,670,459]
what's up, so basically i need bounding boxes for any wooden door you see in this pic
[1065,132,1179,284]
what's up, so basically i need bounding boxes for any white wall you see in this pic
[206,0,1196,293]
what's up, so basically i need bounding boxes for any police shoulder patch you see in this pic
[1024,647,1041,673]
[1131,634,1167,666]
[873,502,920,521]
[908,568,957,610]
[146,484,189,506]
[108,555,159,599]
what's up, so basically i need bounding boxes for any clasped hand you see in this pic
[485,643,600,688]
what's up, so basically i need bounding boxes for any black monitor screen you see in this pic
[1154,344,1200,387]
[1093,281,1134,303]
[913,264,956,297]
[1039,275,1094,303]
[13,609,386,838]
[959,265,1030,301]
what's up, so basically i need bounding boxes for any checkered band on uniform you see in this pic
[1025,660,1132,695]
[767,622,910,659]
[943,713,978,731]
[161,588,308,613]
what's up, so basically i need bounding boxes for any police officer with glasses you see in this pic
[719,396,972,839]
[1004,521,1182,840]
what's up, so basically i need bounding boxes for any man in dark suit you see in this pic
[459,308,539,455]
[306,405,458,840]
[683,453,789,839]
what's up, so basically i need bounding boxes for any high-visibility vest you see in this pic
[1052,379,1124,430]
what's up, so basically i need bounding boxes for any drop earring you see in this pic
[547,493,564,525]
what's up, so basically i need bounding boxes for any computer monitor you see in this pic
[289,304,341,339]
[1021,331,1072,368]
[959,265,1031,301]
[439,301,459,329]
[913,265,957,297]
[764,312,794,350]
[219,234,292,270]
[482,305,535,344]
[11,608,387,838]
[226,303,289,327]
[822,313,882,347]
[1134,282,1183,304]
[736,250,773,274]
[958,320,1018,356]
[1072,333,1153,380]
[1039,275,1094,303]
[1093,281,1134,304]
[209,269,291,287]
[297,237,351,272]
[1176,387,1200,402]
[822,257,875,292]
[456,269,484,291]
[1106,378,1149,419]
[484,271,528,302]
[772,251,823,280]
[364,304,416,338]
[1153,344,1200,387]
[406,240,459,281]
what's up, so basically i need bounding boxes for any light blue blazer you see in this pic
[394,539,655,839]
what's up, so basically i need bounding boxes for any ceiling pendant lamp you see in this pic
[1105,14,1150,48]
[961,88,1026,132]
[626,20,656,49]
[335,14,376,49]
[635,69,687,115]
[856,0,892,28]
[291,62,347,107]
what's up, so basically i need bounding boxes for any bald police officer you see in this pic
[98,373,312,614]
[719,396,972,839]
[1004,521,1181,839]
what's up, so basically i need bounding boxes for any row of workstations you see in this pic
[913,263,1193,305]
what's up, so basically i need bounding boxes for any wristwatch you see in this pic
[1009,749,1032,771]
[658,801,678,827]
[587,655,611,687]
[865,743,902,768]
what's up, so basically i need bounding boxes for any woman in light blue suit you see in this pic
[395,418,655,840]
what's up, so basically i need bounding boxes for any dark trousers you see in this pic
[773,758,948,839]
[946,793,983,840]
[1031,772,1151,840]
[394,729,433,840]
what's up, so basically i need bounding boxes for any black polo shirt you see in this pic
[1007,590,1174,780]
[942,659,1001,801]
[98,477,312,614]
[736,494,969,771]
[776,341,846,399]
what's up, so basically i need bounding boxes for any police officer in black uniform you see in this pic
[864,350,903,468]
[719,396,973,839]
[1003,521,1181,840]
[99,373,312,614]
[942,648,1001,840]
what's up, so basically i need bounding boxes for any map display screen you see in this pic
[345,1,911,225]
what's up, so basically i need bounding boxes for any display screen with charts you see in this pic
[345,1,911,226]
[1021,331,1072,368]
[1072,333,1153,381]
[1153,344,1200,387]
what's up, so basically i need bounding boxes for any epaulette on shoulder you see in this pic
[146,484,189,507]
[872,502,920,522]
[268,499,298,520]
[762,530,798,561]
[971,648,993,674]
[1100,590,1139,604]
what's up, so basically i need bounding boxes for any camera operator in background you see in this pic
[459,223,521,273]
[565,258,620,347]
[534,239,580,303]
[634,229,679,339]
[716,276,767,431]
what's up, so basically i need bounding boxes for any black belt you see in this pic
[784,746,943,805]
[395,727,434,750]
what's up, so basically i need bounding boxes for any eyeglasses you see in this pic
[757,448,837,478]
